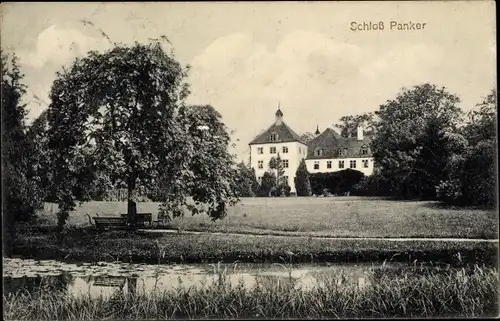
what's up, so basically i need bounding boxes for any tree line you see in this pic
[293,84,497,208]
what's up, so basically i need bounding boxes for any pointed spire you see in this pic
[275,101,283,125]
[315,125,320,135]
[275,101,283,117]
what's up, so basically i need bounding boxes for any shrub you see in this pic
[294,159,312,196]
[283,185,291,197]
[309,169,365,196]
[436,179,463,205]
[351,171,391,196]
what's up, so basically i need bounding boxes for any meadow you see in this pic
[39,197,498,239]
[4,264,498,319]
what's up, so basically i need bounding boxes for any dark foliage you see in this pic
[371,84,463,200]
[309,169,365,196]
[258,171,276,197]
[1,51,44,255]
[233,162,260,197]
[294,159,312,196]
[436,90,497,207]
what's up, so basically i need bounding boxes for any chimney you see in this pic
[275,102,283,126]
[357,125,364,140]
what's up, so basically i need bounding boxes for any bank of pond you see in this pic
[3,258,498,319]
[9,227,498,266]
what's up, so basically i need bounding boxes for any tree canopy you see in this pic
[300,132,316,144]
[44,40,238,228]
[233,162,260,197]
[2,51,46,253]
[371,84,463,199]
[436,89,497,206]
[334,112,376,138]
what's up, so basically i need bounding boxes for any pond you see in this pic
[2,258,457,299]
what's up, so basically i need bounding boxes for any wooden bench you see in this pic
[120,213,153,228]
[93,217,128,230]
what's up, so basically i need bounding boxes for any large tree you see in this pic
[371,84,463,199]
[233,161,260,197]
[1,51,44,254]
[437,89,497,207]
[45,40,238,229]
[176,104,240,217]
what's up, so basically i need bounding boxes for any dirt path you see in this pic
[138,228,498,243]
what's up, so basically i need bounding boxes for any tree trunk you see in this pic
[127,173,138,231]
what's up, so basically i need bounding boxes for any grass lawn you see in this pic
[12,227,498,265]
[39,197,498,239]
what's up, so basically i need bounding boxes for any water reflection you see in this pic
[3,273,73,297]
[3,258,410,300]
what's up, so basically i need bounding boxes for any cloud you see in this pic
[18,25,110,69]
[186,30,453,161]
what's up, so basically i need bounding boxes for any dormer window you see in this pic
[315,148,324,157]
[270,132,279,141]
[338,147,348,157]
[338,148,343,156]
[361,145,369,155]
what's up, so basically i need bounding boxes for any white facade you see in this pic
[305,157,374,176]
[250,141,308,193]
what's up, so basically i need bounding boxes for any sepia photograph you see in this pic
[1,1,498,319]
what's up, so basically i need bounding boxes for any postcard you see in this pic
[1,1,497,319]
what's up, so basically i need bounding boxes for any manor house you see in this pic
[249,107,374,194]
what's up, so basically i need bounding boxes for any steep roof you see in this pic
[249,121,306,145]
[306,128,373,159]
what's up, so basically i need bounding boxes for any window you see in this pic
[258,176,262,183]
[257,147,264,155]
[338,148,343,156]
[350,160,357,169]
[270,132,279,141]
[327,161,332,169]
[361,145,369,155]
[339,160,345,169]
[270,147,276,154]
[283,176,289,185]
[314,161,320,170]
[282,159,289,168]
[362,159,369,168]
[282,146,288,153]
[315,148,323,157]
[258,160,263,169]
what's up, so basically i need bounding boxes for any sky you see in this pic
[1,1,496,161]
